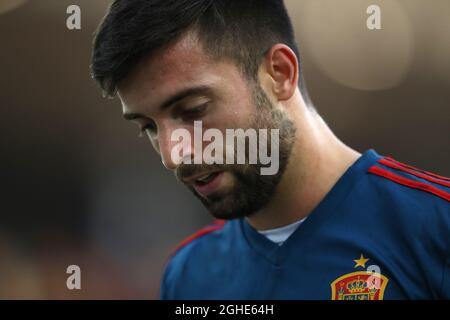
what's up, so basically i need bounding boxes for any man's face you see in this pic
[119,34,296,219]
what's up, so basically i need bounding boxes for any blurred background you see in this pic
[0,0,448,299]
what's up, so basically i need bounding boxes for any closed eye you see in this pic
[180,103,208,120]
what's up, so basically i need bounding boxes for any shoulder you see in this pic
[365,154,450,239]
[366,155,450,206]
[160,219,234,299]
[174,219,227,252]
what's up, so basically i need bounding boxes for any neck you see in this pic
[246,96,361,231]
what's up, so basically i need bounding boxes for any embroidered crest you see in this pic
[331,254,389,300]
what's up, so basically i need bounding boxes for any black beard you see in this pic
[187,82,297,220]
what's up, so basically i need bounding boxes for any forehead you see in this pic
[118,32,248,113]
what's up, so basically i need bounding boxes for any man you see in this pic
[91,0,450,299]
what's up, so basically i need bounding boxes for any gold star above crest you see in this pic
[353,254,369,268]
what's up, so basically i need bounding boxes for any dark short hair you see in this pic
[91,0,308,98]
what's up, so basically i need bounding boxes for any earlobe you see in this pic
[265,44,299,101]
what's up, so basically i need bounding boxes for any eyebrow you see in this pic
[123,85,212,121]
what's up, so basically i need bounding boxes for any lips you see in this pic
[195,172,218,184]
[192,171,224,198]
[181,170,220,185]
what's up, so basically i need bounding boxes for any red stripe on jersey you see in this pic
[378,158,450,188]
[368,165,450,202]
[171,219,226,256]
[385,156,450,181]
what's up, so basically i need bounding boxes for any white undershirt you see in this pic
[257,218,306,246]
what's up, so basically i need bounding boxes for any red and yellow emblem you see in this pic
[331,254,389,300]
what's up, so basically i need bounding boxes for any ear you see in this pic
[262,44,299,101]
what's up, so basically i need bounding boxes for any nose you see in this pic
[158,124,194,171]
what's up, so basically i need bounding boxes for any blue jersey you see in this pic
[160,150,450,300]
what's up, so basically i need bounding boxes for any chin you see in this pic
[204,194,258,220]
